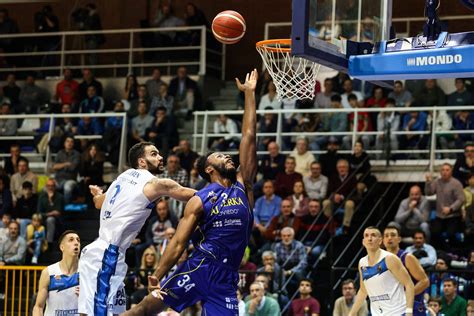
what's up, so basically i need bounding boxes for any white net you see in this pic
[256,40,321,100]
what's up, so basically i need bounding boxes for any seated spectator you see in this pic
[333,278,368,316]
[53,136,80,203]
[258,81,282,110]
[171,139,198,175]
[0,103,17,141]
[184,3,209,44]
[0,175,13,217]
[0,213,11,241]
[453,143,474,186]
[245,282,280,315]
[130,247,159,308]
[210,114,240,151]
[414,79,446,107]
[366,86,387,126]
[168,66,202,117]
[254,180,282,229]
[319,137,346,179]
[274,157,303,198]
[312,95,348,152]
[4,144,25,175]
[388,80,413,107]
[453,111,474,148]
[80,144,104,203]
[314,78,336,109]
[78,68,103,101]
[77,116,103,150]
[13,181,37,237]
[298,199,330,260]
[55,68,79,106]
[441,279,467,316]
[10,157,38,201]
[426,296,442,316]
[144,200,178,252]
[37,178,64,244]
[124,73,138,101]
[288,278,320,316]
[257,251,286,294]
[405,229,437,268]
[254,273,284,304]
[3,73,20,111]
[103,101,126,165]
[0,221,26,265]
[464,175,474,237]
[78,85,104,113]
[131,101,154,145]
[425,163,465,247]
[322,159,357,233]
[400,111,429,152]
[375,98,400,158]
[157,155,189,187]
[19,74,48,114]
[147,106,179,157]
[287,181,309,217]
[239,248,257,296]
[428,109,455,158]
[55,103,78,136]
[145,68,164,99]
[265,199,301,242]
[258,110,278,151]
[428,256,454,298]
[348,141,372,186]
[151,4,185,46]
[341,79,364,109]
[258,142,286,182]
[303,162,328,201]
[149,83,174,116]
[448,78,473,107]
[393,185,430,239]
[129,85,149,118]
[291,137,315,177]
[26,213,47,264]
[295,113,322,151]
[157,227,175,256]
[343,94,373,150]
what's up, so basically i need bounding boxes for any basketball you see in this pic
[212,10,246,44]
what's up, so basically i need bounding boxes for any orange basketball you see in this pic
[212,10,246,45]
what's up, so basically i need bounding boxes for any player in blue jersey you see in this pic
[383,225,430,316]
[123,69,258,316]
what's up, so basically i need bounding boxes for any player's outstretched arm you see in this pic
[32,268,50,316]
[235,69,258,204]
[386,254,415,316]
[405,253,429,295]
[348,264,368,316]
[145,178,196,202]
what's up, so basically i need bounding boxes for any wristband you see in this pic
[405,308,413,314]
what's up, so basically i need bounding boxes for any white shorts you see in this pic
[78,239,127,315]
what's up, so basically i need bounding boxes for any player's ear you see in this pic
[205,165,213,176]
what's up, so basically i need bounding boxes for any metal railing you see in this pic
[0,112,128,174]
[0,25,224,78]
[192,105,474,170]
[0,265,45,316]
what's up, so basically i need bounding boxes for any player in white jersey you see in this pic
[349,226,415,316]
[33,230,81,316]
[78,142,196,316]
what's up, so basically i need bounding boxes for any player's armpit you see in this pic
[32,268,50,316]
[405,253,429,295]
[145,178,196,202]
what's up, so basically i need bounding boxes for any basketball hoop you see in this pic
[256,39,321,100]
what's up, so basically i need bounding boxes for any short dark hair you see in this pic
[196,153,214,183]
[428,296,442,304]
[455,78,465,84]
[365,226,382,236]
[156,106,167,113]
[128,142,155,169]
[413,229,426,238]
[299,278,312,287]
[58,230,79,245]
[443,278,457,286]
[384,225,401,236]
[22,181,33,189]
[17,157,29,166]
[347,93,358,102]
[342,279,355,287]
[331,94,342,102]
[394,80,403,86]
[386,97,396,106]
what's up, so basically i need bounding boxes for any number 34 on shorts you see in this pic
[177,275,196,293]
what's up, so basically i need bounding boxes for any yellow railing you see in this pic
[1,266,45,316]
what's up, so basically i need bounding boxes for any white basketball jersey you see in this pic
[44,262,79,316]
[99,168,156,250]
[359,249,406,315]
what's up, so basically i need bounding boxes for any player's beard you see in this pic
[212,163,237,183]
[145,158,163,175]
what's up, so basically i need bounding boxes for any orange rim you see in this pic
[256,39,291,53]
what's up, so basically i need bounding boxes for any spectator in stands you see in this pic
[19,74,48,114]
[441,279,467,316]
[341,79,364,109]
[158,155,189,187]
[0,103,17,142]
[10,157,38,200]
[168,66,202,117]
[265,199,301,242]
[388,80,413,107]
[4,144,24,175]
[405,229,437,268]
[144,200,178,253]
[291,137,315,177]
[319,137,345,179]
[0,87,10,107]
[348,141,372,184]
[124,73,139,101]
[288,278,320,316]
[13,181,37,237]
[400,110,429,152]
[428,256,454,298]
[315,78,336,109]
[333,279,368,316]
[428,109,454,159]
[258,81,282,110]
[103,101,126,165]
[257,251,286,294]
[0,176,12,217]
[287,181,309,217]
[37,178,63,244]
[239,248,257,296]
[185,3,209,44]
[171,139,198,174]
[77,117,103,150]
[254,273,281,302]
[79,85,104,113]
[0,8,20,67]
[128,84,149,118]
[303,162,328,201]
[245,282,280,315]
[131,101,154,145]
[147,106,179,157]
[343,94,373,150]
[323,159,357,233]
[149,83,174,116]
[298,199,330,260]
[80,144,104,196]
[83,3,105,65]
[366,85,387,109]
[3,73,20,110]
[54,103,78,139]
[157,227,175,257]
[78,68,103,101]
[130,247,159,308]
[258,142,286,181]
[313,95,347,152]
[274,157,303,198]
[0,221,26,265]
[425,163,465,247]
[295,113,322,151]
[376,98,400,158]
[257,109,278,151]
[0,213,11,240]
[34,5,60,70]
[453,111,474,148]
[393,185,430,239]
[26,213,47,264]
[210,114,239,151]
[448,78,473,107]
[454,143,474,186]
[53,136,80,203]
[427,296,442,316]
[414,79,446,107]
[145,68,164,99]
[55,68,79,107]
[151,3,185,46]
[253,180,281,246]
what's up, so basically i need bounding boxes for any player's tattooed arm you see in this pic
[153,196,203,280]
[32,268,50,316]
[146,178,196,202]
[348,264,368,316]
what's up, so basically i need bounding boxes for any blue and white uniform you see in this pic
[78,169,156,315]
[360,249,406,315]
[45,262,79,316]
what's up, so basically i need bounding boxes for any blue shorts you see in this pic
[160,254,239,315]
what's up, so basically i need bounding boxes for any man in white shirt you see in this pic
[405,230,437,268]
[211,114,240,151]
[333,279,368,316]
[291,137,316,177]
[341,79,364,109]
[303,162,328,200]
[314,78,336,109]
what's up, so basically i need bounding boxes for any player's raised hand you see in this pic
[89,185,103,197]
[235,68,258,92]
